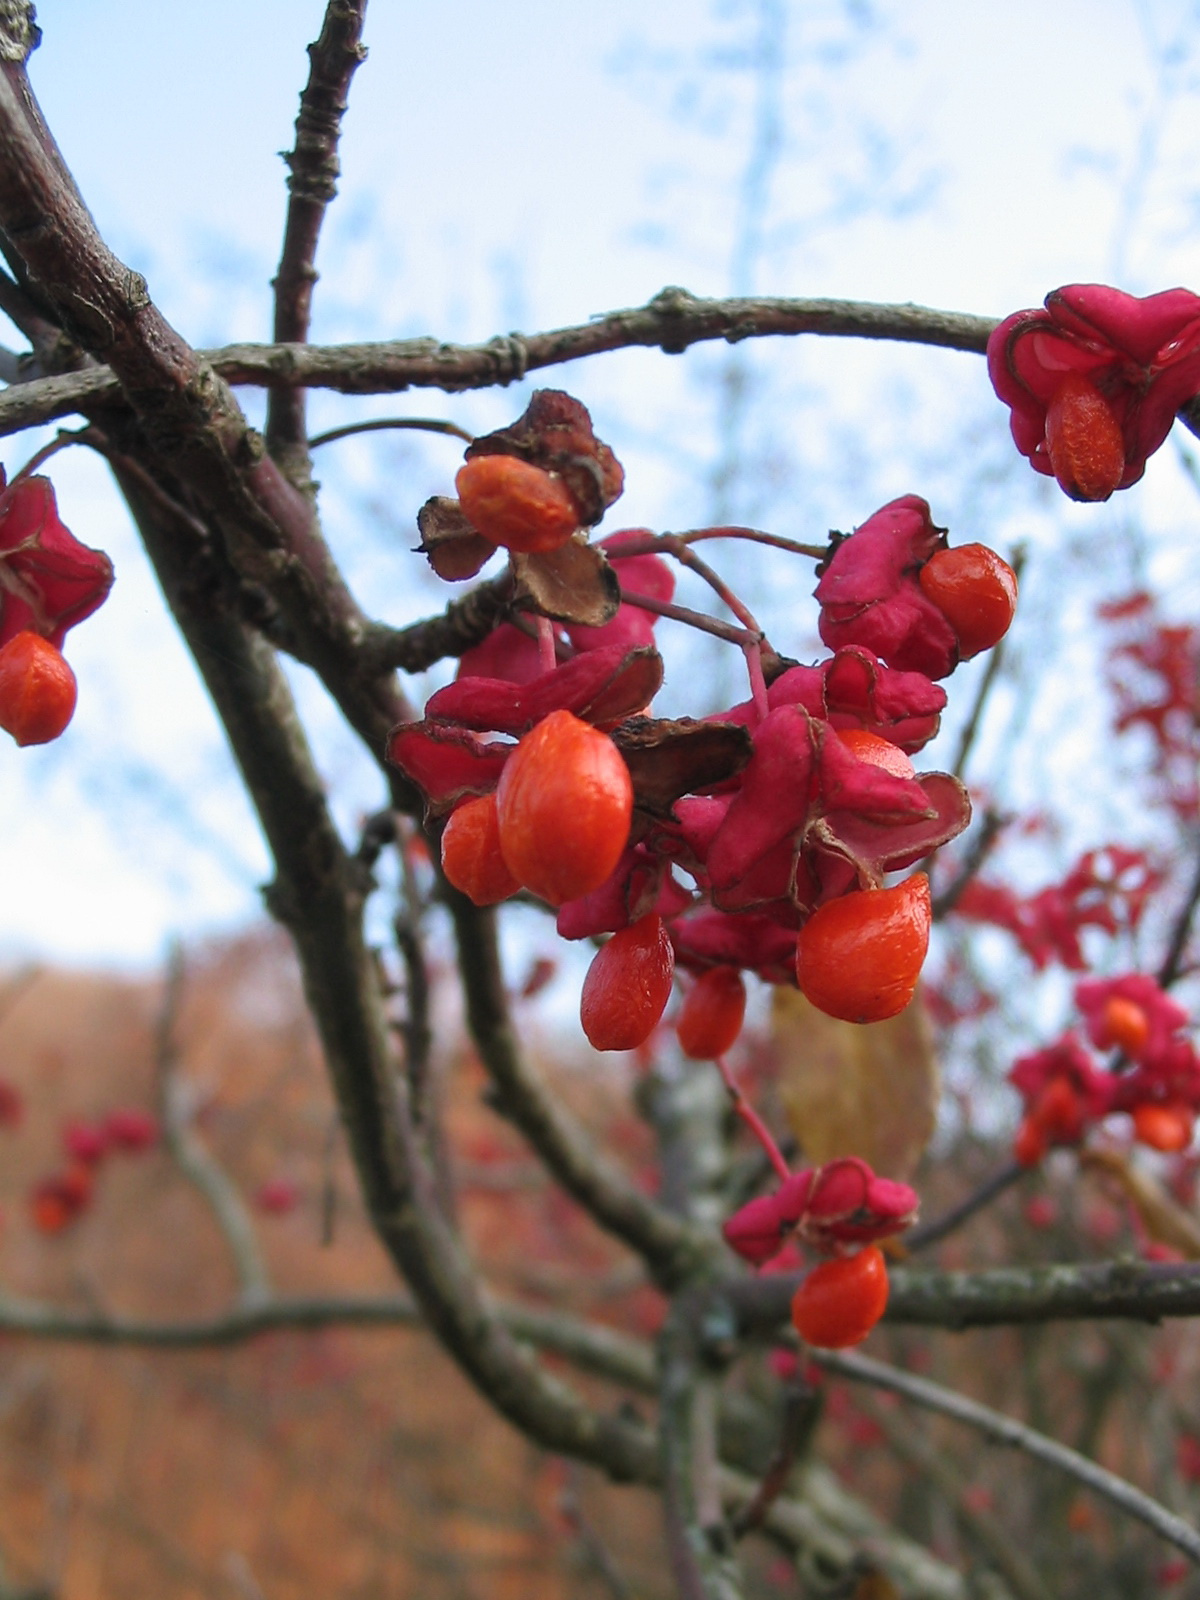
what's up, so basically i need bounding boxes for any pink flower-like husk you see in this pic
[555,847,692,940]
[815,496,958,678]
[385,723,511,818]
[1074,972,1189,1065]
[669,908,799,985]
[426,644,663,734]
[1009,1033,1115,1126]
[987,284,1200,490]
[717,647,946,753]
[0,475,114,647]
[457,622,548,685]
[722,1157,918,1265]
[703,704,968,913]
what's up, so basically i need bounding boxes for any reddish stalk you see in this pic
[743,640,770,722]
[536,614,558,673]
[714,1054,790,1182]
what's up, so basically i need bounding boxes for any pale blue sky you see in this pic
[4,0,1200,964]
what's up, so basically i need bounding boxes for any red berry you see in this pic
[677,966,747,1059]
[497,709,632,907]
[1132,1103,1194,1153]
[456,456,580,553]
[918,544,1018,659]
[1013,1114,1048,1167]
[0,631,77,746]
[30,1188,72,1235]
[256,1177,301,1215]
[836,728,917,779]
[0,1080,23,1128]
[441,793,520,906]
[796,875,931,1024]
[580,914,674,1051]
[1044,372,1126,501]
[1097,995,1150,1057]
[62,1119,108,1166]
[30,1162,94,1234]
[1033,1076,1084,1144]
[104,1107,159,1151]
[790,1245,889,1349]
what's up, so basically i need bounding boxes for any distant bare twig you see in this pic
[153,942,272,1307]
[816,1347,1200,1567]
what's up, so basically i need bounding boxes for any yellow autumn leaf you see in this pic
[772,986,938,1180]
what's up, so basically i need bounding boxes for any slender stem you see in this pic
[447,891,715,1288]
[153,941,272,1307]
[676,525,828,560]
[714,1055,790,1181]
[815,1346,1200,1567]
[931,806,1008,921]
[728,1382,821,1540]
[9,426,88,481]
[617,589,757,648]
[950,546,1025,782]
[536,613,557,672]
[308,415,474,449]
[903,1159,1025,1253]
[1158,828,1200,987]
[742,640,769,723]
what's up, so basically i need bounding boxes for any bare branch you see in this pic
[0,290,1000,437]
[267,0,368,478]
[817,1347,1200,1567]
[726,1258,1200,1335]
[114,465,658,1488]
[660,1302,744,1600]
[447,892,716,1289]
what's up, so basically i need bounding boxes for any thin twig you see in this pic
[266,0,369,471]
[815,1346,1200,1567]
[153,942,272,1307]
[675,526,829,561]
[950,546,1026,782]
[852,1392,1055,1600]
[932,808,1009,921]
[903,1160,1025,1253]
[557,1462,636,1600]
[729,1382,821,1540]
[1157,828,1200,988]
[308,415,474,449]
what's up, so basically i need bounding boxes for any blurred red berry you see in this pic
[256,1177,300,1216]
[104,1107,159,1152]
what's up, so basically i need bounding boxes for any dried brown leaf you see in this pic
[773,986,938,1180]
[611,717,752,818]
[416,496,496,581]
[511,537,620,626]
